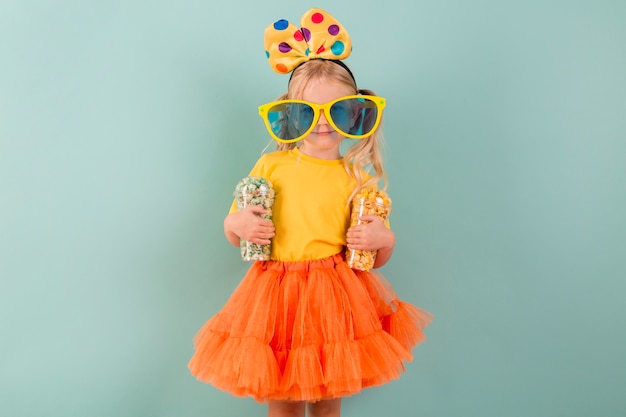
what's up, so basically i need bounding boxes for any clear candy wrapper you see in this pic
[234,176,275,261]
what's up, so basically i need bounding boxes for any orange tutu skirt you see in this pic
[188,253,432,402]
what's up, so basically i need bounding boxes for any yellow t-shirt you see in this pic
[230,148,359,262]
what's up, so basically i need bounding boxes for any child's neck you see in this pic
[298,144,342,161]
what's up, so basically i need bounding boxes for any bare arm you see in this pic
[345,215,396,268]
[224,205,275,247]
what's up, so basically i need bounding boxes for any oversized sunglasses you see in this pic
[258,95,386,143]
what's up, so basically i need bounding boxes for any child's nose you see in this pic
[318,109,330,125]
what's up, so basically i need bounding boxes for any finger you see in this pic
[359,215,382,223]
[252,227,275,237]
[347,241,366,250]
[258,219,274,228]
[346,230,361,241]
[247,205,268,216]
[256,223,274,231]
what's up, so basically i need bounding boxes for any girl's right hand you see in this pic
[224,206,275,246]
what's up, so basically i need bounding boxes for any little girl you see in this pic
[189,8,432,417]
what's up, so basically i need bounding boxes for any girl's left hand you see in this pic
[346,215,395,251]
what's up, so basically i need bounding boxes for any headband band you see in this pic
[288,58,356,85]
[264,8,353,75]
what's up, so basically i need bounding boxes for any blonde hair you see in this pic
[273,60,387,202]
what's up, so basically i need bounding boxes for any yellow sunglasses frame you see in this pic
[258,95,387,143]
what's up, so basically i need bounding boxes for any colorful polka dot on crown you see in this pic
[294,30,304,42]
[274,19,289,30]
[278,42,292,53]
[275,63,289,73]
[330,41,344,56]
[265,51,270,59]
[301,27,311,42]
[311,12,324,24]
[328,24,339,36]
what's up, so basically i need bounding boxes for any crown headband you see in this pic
[264,8,352,75]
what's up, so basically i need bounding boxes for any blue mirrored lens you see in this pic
[331,97,379,137]
[266,102,316,141]
[293,103,314,134]
[330,100,352,132]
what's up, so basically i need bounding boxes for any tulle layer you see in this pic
[188,253,432,402]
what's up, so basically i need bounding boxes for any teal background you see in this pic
[1,0,625,416]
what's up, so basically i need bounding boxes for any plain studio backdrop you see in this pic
[1,1,625,416]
